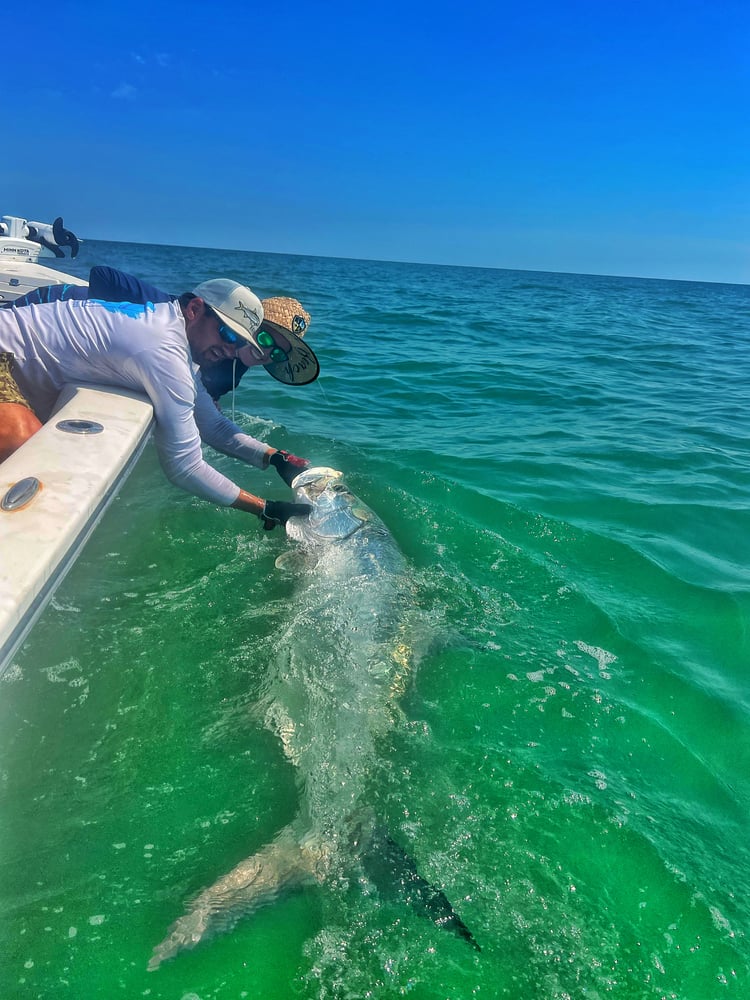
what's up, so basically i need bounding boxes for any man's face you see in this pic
[185,302,240,367]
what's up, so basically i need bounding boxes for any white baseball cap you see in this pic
[192,278,264,344]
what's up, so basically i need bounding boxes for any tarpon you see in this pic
[148,468,478,970]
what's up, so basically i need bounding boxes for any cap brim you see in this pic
[210,305,256,344]
[262,320,320,385]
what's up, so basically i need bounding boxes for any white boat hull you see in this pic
[0,384,154,675]
[0,258,86,304]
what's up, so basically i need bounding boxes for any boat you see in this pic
[0,213,154,675]
[0,213,88,304]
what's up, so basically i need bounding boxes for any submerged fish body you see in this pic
[149,468,477,970]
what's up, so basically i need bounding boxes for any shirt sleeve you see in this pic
[11,284,88,308]
[88,266,172,305]
[193,376,271,468]
[123,340,245,506]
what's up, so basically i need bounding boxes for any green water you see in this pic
[1,244,748,997]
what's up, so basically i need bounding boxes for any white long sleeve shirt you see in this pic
[0,297,270,505]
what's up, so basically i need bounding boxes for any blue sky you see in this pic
[5,0,748,282]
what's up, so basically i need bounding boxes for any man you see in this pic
[8,267,318,407]
[0,275,318,529]
[201,296,315,403]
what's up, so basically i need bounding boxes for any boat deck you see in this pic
[0,258,86,304]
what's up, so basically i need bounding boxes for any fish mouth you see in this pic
[290,466,344,493]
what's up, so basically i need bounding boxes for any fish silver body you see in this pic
[148,468,476,970]
[266,468,411,836]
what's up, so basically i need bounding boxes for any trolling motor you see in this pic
[0,215,81,260]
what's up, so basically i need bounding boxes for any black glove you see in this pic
[269,449,310,487]
[259,500,312,531]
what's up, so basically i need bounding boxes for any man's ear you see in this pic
[183,296,205,322]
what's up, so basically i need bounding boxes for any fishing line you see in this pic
[308,376,339,448]
[312,376,332,406]
[231,357,237,423]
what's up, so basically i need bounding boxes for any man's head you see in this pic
[237,297,319,386]
[180,279,263,367]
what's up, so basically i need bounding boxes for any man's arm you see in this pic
[231,490,311,530]
[88,266,173,304]
[192,376,275,468]
[125,317,309,528]
[8,283,88,308]
[10,267,171,311]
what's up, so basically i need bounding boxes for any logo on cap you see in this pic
[235,300,261,326]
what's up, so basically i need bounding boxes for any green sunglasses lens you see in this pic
[256,327,288,363]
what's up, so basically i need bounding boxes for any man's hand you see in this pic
[259,500,312,531]
[269,449,310,487]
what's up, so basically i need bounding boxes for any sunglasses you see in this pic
[203,304,241,346]
[256,328,289,363]
[217,323,241,346]
[207,304,289,362]
[220,324,288,362]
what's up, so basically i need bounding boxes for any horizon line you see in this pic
[79,236,748,289]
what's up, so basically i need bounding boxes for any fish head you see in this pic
[286,467,370,545]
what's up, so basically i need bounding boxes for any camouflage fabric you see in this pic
[0,353,32,408]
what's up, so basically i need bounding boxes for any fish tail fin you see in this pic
[363,827,480,951]
[148,906,213,971]
[147,824,327,971]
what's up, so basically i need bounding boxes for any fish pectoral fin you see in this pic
[274,549,306,572]
[362,827,481,952]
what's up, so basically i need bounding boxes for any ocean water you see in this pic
[1,241,748,999]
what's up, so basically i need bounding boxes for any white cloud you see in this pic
[111,82,137,100]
